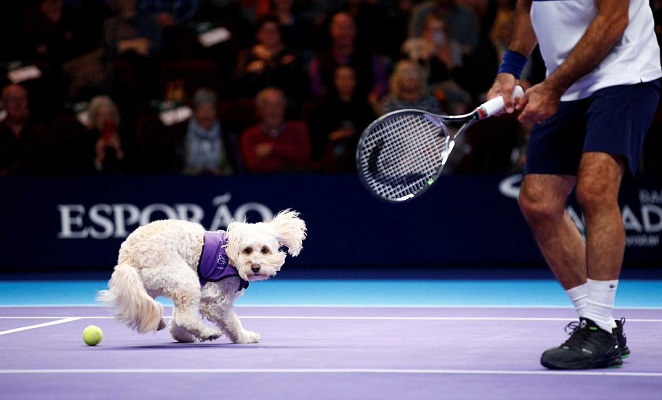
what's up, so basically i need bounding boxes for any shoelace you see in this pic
[565,318,627,334]
[561,322,591,348]
[617,317,626,329]
[565,321,580,335]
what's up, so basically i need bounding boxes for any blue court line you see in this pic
[1,279,661,308]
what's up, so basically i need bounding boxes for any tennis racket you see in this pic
[356,86,524,203]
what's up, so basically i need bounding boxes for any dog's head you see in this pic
[225,209,307,282]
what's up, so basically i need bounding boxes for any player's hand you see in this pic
[517,82,560,125]
[488,73,520,114]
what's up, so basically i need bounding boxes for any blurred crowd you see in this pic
[0,0,661,176]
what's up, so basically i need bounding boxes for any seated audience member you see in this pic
[104,0,163,101]
[240,87,311,174]
[254,0,316,52]
[327,0,391,56]
[21,0,91,121]
[171,88,239,175]
[137,0,198,60]
[401,13,471,113]
[0,83,52,175]
[85,95,127,173]
[234,14,310,102]
[408,0,479,58]
[458,6,515,103]
[307,65,375,173]
[308,11,388,108]
[378,59,441,116]
[137,0,198,27]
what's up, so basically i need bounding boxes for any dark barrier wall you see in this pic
[0,174,660,272]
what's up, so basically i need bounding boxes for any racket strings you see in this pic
[357,112,450,201]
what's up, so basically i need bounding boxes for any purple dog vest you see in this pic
[198,231,249,291]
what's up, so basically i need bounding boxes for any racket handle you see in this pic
[478,85,524,119]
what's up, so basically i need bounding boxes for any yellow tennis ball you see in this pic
[82,325,103,346]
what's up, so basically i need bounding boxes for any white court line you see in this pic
[0,368,661,378]
[0,317,81,336]
[1,316,661,323]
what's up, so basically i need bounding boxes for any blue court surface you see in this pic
[1,269,662,400]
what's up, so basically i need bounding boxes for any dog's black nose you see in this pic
[251,265,260,273]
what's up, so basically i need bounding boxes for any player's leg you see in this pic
[575,152,626,332]
[518,173,586,290]
[540,80,659,369]
[520,98,623,369]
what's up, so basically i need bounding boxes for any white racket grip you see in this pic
[478,85,524,119]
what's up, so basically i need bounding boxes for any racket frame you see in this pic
[356,87,523,203]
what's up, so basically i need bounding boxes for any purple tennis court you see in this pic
[2,301,662,400]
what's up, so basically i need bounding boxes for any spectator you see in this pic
[104,0,163,102]
[455,5,518,103]
[172,88,239,175]
[137,0,198,27]
[378,59,441,115]
[240,87,312,173]
[408,0,479,58]
[307,65,375,173]
[327,0,391,56]
[0,83,52,175]
[22,0,91,121]
[137,0,199,60]
[308,11,389,108]
[381,0,417,61]
[401,13,472,113]
[254,0,317,52]
[234,14,310,103]
[85,95,127,173]
[23,0,89,66]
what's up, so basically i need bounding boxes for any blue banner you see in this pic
[0,174,659,272]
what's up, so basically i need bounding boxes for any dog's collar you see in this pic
[198,231,249,292]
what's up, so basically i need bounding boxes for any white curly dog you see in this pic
[97,209,306,344]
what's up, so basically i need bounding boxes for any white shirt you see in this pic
[531,0,662,101]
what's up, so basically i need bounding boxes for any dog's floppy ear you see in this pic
[269,209,307,256]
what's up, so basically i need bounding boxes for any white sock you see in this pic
[584,278,619,332]
[566,283,589,318]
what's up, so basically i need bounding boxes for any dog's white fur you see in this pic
[97,209,306,344]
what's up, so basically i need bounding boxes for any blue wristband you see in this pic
[498,50,528,80]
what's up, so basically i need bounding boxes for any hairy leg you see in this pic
[575,152,626,280]
[519,173,586,289]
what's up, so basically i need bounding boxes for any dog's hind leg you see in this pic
[97,263,165,333]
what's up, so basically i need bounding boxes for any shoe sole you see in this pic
[541,354,623,370]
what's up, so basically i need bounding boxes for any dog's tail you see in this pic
[97,263,164,333]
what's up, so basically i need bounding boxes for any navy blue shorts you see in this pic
[524,79,661,176]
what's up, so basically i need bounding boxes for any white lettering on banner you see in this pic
[57,205,87,238]
[498,174,522,200]
[639,190,662,204]
[498,175,661,248]
[209,194,273,231]
[56,193,272,240]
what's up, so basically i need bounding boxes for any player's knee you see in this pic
[518,186,562,223]
[575,180,614,213]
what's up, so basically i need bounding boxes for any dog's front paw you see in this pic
[170,323,196,343]
[234,331,260,344]
[199,327,223,342]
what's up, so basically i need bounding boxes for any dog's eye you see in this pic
[243,248,253,255]
[260,246,270,254]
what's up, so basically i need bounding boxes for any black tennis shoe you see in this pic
[614,317,630,358]
[541,317,623,370]
[562,317,630,359]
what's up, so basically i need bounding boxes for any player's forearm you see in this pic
[508,0,538,57]
[544,0,629,96]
